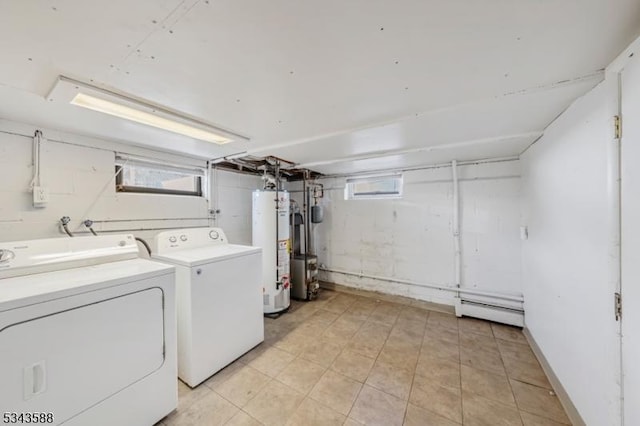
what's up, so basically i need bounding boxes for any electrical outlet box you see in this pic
[33,186,49,208]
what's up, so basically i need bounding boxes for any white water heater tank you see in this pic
[252,190,291,314]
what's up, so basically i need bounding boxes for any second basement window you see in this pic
[115,157,204,196]
[345,174,403,200]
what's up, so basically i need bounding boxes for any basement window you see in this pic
[115,157,204,196]
[345,174,403,200]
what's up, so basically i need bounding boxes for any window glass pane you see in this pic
[115,157,204,196]
[345,174,403,200]
[121,163,199,192]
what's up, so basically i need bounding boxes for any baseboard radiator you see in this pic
[454,296,524,327]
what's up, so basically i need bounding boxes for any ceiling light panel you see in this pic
[47,76,249,145]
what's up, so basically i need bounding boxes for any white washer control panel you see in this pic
[154,228,228,253]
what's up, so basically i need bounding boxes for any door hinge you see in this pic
[614,115,621,139]
[615,292,622,321]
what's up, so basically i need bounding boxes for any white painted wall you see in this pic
[0,119,259,248]
[521,82,620,425]
[312,160,522,305]
[621,50,640,426]
[212,168,262,245]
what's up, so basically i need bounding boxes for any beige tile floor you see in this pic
[157,289,571,426]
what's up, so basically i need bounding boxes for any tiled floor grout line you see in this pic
[391,310,423,424]
[251,298,333,424]
[495,325,527,426]
[166,290,571,426]
[333,298,377,425]
[302,296,367,425]
[279,374,306,426]
[458,324,516,425]
[492,328,568,423]
[344,308,399,424]
[456,316,465,425]
[459,322,568,424]
[214,389,263,426]
[238,410,263,426]
[403,310,430,425]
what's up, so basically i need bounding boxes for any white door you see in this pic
[621,51,640,425]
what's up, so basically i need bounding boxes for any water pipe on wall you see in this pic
[452,160,461,299]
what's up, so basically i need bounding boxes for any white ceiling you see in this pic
[0,0,638,174]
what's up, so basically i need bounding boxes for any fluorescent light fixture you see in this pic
[47,76,249,145]
[71,93,231,144]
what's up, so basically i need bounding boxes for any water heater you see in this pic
[252,190,291,314]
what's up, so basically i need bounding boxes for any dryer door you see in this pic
[0,288,165,425]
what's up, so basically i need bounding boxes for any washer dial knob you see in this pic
[209,230,219,240]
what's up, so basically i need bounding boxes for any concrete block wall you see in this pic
[0,118,260,247]
[307,160,522,306]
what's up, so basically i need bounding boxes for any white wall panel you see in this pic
[212,169,262,245]
[521,82,620,425]
[621,49,640,426]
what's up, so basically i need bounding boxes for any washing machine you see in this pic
[0,234,177,426]
[152,227,263,388]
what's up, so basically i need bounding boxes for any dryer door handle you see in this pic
[23,361,47,400]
